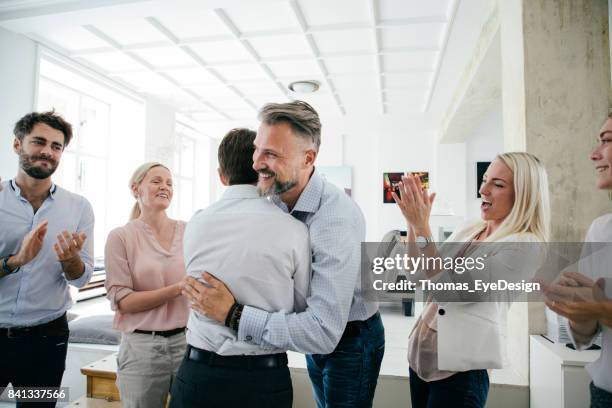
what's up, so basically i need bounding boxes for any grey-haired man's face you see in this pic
[252,122,305,197]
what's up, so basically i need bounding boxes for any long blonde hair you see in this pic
[129,162,169,221]
[461,152,551,242]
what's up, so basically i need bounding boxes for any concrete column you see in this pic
[500,0,611,242]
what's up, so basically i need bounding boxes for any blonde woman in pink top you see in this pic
[104,162,189,408]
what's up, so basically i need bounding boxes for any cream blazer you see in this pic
[431,224,544,371]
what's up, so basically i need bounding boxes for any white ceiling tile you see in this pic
[212,63,269,81]
[190,111,230,122]
[311,29,373,54]
[331,76,378,93]
[247,35,311,59]
[249,93,289,107]
[221,2,298,33]
[94,18,169,45]
[154,10,231,39]
[189,40,252,63]
[383,72,432,89]
[233,81,283,95]
[79,52,144,72]
[380,25,444,49]
[385,92,424,112]
[113,71,176,93]
[383,51,438,71]
[297,0,369,27]
[324,55,376,75]
[131,46,195,68]
[36,27,109,51]
[163,67,221,85]
[378,0,451,20]
[266,60,320,79]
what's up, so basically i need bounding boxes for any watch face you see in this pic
[416,236,427,249]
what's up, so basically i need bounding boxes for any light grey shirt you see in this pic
[568,213,612,393]
[183,184,310,355]
[0,179,94,327]
[238,170,378,354]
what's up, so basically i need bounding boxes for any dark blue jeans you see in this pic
[306,312,385,408]
[409,367,489,408]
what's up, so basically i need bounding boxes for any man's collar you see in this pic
[289,168,323,214]
[10,178,57,200]
[220,184,260,200]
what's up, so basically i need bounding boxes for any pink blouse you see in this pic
[104,219,189,333]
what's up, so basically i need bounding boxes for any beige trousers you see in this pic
[116,331,186,408]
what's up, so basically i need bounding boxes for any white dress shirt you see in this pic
[184,184,310,355]
[568,213,612,393]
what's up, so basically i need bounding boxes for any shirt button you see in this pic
[438,308,445,316]
[246,335,253,341]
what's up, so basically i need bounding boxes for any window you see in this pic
[36,52,145,301]
[172,126,196,221]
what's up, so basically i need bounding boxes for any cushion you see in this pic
[69,314,120,345]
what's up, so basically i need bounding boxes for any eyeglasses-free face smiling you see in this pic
[479,158,515,225]
[133,166,174,211]
[592,118,612,190]
[14,123,64,180]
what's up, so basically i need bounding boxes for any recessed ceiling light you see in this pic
[288,80,320,93]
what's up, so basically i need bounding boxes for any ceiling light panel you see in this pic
[383,73,431,94]
[311,29,374,54]
[297,0,369,26]
[189,40,253,63]
[380,24,444,49]
[265,59,321,79]
[94,18,169,44]
[35,26,108,51]
[163,67,221,86]
[378,0,451,20]
[212,62,270,81]
[131,46,195,67]
[221,2,298,32]
[247,34,311,59]
[153,10,231,39]
[324,55,377,75]
[383,51,438,71]
[80,52,144,72]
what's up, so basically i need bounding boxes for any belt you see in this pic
[134,327,185,337]
[0,313,68,338]
[342,311,381,339]
[187,345,288,369]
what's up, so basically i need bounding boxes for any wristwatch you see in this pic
[1,255,19,275]
[415,236,434,249]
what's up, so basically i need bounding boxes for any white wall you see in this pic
[0,27,37,179]
[465,101,504,219]
[343,114,436,241]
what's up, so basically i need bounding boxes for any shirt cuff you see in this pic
[237,305,269,344]
[566,317,600,350]
[108,287,134,311]
[66,263,93,288]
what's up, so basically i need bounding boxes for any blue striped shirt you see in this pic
[0,179,94,327]
[238,169,378,354]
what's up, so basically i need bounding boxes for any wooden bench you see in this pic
[80,353,120,402]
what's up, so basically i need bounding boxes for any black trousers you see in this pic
[169,348,292,408]
[0,315,69,408]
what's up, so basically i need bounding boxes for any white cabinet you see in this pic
[530,335,600,408]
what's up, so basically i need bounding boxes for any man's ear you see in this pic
[304,148,317,168]
[13,137,21,154]
[218,168,229,186]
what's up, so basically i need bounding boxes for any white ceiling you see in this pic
[0,0,495,131]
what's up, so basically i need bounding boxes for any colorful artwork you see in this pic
[383,172,429,203]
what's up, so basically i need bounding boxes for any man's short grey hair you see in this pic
[258,100,321,150]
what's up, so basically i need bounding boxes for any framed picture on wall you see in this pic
[476,161,491,198]
[383,172,429,203]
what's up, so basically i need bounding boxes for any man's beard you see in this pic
[257,169,298,197]
[19,151,58,180]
